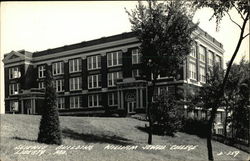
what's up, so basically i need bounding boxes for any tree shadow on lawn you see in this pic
[62,128,133,146]
[12,136,37,142]
[136,125,176,137]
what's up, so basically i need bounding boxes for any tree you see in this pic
[192,1,249,160]
[126,0,197,144]
[225,58,249,143]
[37,70,62,145]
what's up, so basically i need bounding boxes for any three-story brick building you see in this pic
[3,28,224,118]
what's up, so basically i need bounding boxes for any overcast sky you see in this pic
[0,1,249,113]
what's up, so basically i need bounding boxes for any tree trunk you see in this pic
[223,106,228,140]
[207,106,218,161]
[206,12,249,161]
[207,126,213,161]
[147,77,157,145]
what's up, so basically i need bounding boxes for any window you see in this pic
[69,58,82,73]
[9,67,21,79]
[208,51,214,66]
[87,55,101,70]
[10,101,19,111]
[70,96,82,108]
[107,51,122,67]
[38,82,45,89]
[52,62,64,75]
[108,71,122,87]
[57,97,65,109]
[88,74,101,89]
[132,69,140,78]
[69,77,82,91]
[9,83,19,95]
[55,79,64,92]
[88,94,101,107]
[215,55,222,68]
[200,66,206,83]
[108,93,118,106]
[132,49,141,64]
[199,46,206,62]
[38,65,45,78]
[189,63,197,80]
[190,46,196,58]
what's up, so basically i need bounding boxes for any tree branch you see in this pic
[232,4,244,20]
[226,12,242,30]
[243,33,250,40]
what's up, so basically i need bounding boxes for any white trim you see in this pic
[34,43,140,65]
[33,37,138,62]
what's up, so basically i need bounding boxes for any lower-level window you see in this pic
[57,97,65,109]
[108,93,118,106]
[88,94,101,107]
[38,82,45,89]
[70,96,81,108]
[10,101,19,111]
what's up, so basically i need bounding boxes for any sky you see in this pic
[0,1,249,114]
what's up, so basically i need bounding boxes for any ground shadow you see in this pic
[62,128,133,146]
[12,136,37,142]
[136,126,175,137]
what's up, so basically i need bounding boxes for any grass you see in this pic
[0,114,249,161]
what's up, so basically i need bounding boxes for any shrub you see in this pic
[151,91,183,136]
[37,70,62,145]
[182,118,208,138]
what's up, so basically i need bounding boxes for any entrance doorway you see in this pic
[127,101,135,113]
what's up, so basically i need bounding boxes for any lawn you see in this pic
[0,114,249,161]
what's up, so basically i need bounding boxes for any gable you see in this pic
[2,51,26,64]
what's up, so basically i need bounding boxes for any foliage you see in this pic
[37,70,62,145]
[151,89,183,136]
[126,0,198,79]
[126,0,198,144]
[182,118,208,138]
[192,1,249,160]
[193,0,249,30]
[195,65,225,110]
[226,58,249,141]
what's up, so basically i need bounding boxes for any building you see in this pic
[3,28,224,119]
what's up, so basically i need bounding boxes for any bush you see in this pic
[151,91,183,136]
[182,118,208,138]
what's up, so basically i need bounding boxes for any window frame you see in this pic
[132,49,141,64]
[57,97,65,109]
[199,45,206,63]
[107,51,122,67]
[189,63,197,80]
[52,61,64,75]
[88,74,101,89]
[87,55,101,70]
[38,82,45,89]
[9,83,20,95]
[190,46,196,58]
[69,77,82,91]
[69,58,82,73]
[108,92,118,106]
[208,51,214,66]
[70,96,81,108]
[9,67,21,79]
[88,94,101,108]
[199,66,206,83]
[107,71,122,87]
[38,65,45,78]
[55,79,64,92]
